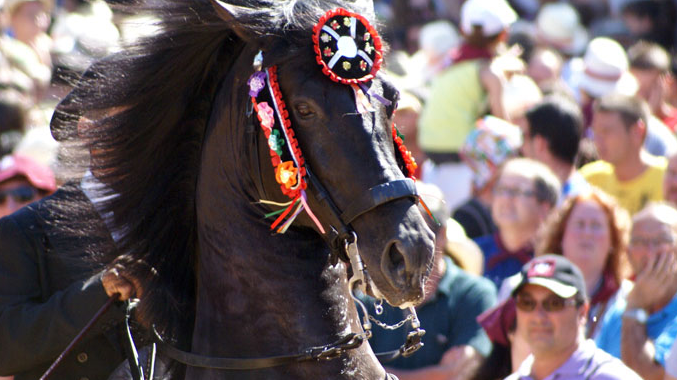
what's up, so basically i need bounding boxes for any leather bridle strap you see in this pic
[340,178,417,224]
[303,167,418,262]
[153,329,367,370]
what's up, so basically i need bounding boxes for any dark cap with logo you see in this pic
[512,254,587,299]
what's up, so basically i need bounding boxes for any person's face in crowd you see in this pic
[561,199,611,284]
[0,176,43,217]
[515,284,585,357]
[631,68,662,104]
[591,110,638,165]
[527,50,561,90]
[10,1,50,43]
[664,155,677,206]
[491,172,543,231]
[628,215,676,275]
[622,12,654,38]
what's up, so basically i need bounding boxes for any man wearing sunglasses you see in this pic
[506,255,642,380]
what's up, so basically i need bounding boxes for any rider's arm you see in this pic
[0,214,124,375]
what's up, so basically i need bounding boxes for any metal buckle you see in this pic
[400,328,425,358]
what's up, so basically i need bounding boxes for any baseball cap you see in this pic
[0,154,56,192]
[512,255,587,299]
[460,0,517,37]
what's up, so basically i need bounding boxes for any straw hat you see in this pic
[578,37,638,99]
[536,2,588,56]
[445,218,484,276]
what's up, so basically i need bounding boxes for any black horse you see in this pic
[52,0,435,378]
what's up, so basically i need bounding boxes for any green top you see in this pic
[360,257,497,369]
[418,60,487,153]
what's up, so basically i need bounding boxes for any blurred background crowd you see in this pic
[4,0,677,379]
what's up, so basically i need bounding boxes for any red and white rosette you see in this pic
[312,8,383,84]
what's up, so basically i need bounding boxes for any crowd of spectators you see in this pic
[4,0,677,379]
[365,0,677,379]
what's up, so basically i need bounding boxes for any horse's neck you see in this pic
[193,214,361,353]
[189,217,388,379]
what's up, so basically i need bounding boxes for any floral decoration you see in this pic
[248,71,267,97]
[275,161,298,189]
[257,102,275,130]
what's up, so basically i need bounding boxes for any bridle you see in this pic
[159,6,428,374]
[151,7,428,374]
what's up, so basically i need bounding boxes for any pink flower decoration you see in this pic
[257,102,275,130]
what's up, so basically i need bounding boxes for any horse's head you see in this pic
[211,0,435,307]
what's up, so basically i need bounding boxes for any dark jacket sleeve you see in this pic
[0,214,123,375]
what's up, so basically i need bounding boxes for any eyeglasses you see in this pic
[493,186,536,199]
[515,294,580,312]
[0,186,38,204]
[629,235,676,249]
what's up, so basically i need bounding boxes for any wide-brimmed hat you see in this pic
[460,0,517,37]
[536,2,588,56]
[445,218,484,276]
[578,37,638,98]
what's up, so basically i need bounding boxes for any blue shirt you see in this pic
[561,172,590,201]
[360,257,497,369]
[475,233,533,290]
[595,284,677,365]
[505,339,642,380]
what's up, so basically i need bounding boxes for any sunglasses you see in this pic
[515,294,580,312]
[0,186,39,204]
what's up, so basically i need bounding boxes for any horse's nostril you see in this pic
[387,243,406,281]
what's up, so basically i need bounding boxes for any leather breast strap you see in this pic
[153,328,367,370]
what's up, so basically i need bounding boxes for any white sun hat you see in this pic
[418,20,460,59]
[461,0,517,37]
[536,2,588,56]
[578,37,638,99]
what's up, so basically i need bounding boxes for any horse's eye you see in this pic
[295,103,315,119]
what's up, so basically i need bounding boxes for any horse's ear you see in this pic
[209,0,254,42]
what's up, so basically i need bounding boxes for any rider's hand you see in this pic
[102,263,143,301]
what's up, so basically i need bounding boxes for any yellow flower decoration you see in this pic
[275,161,298,189]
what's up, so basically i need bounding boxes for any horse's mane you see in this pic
[51,0,375,343]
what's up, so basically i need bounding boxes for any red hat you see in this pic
[0,154,56,192]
